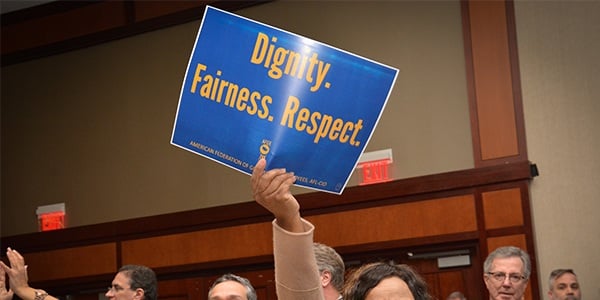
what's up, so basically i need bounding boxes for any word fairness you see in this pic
[190,63,273,121]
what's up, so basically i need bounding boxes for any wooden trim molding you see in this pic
[1,0,270,66]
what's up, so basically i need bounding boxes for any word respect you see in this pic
[281,96,363,146]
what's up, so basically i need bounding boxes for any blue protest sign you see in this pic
[171,6,398,194]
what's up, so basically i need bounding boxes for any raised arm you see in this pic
[0,248,59,300]
[0,264,14,300]
[251,158,325,300]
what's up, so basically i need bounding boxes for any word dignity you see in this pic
[251,32,331,92]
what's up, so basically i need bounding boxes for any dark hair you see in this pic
[343,261,431,300]
[209,273,257,300]
[118,265,157,300]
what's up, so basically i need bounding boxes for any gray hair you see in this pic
[314,242,345,292]
[118,265,157,300]
[548,269,577,290]
[483,246,531,279]
[209,273,257,300]
[446,291,466,300]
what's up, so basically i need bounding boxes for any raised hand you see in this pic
[251,158,304,232]
[0,248,30,297]
[0,264,14,300]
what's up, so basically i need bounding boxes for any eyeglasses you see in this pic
[486,272,526,283]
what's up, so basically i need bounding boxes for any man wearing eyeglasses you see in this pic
[105,265,157,300]
[548,269,581,300]
[483,246,531,300]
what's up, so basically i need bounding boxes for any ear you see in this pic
[134,288,145,299]
[320,270,332,287]
[483,275,491,289]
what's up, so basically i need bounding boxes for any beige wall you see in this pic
[1,1,472,236]
[514,1,600,299]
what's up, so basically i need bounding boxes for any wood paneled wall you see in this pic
[2,162,537,299]
[310,195,477,246]
[121,223,273,268]
[25,243,117,282]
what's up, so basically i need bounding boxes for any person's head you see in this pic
[446,291,466,300]
[314,242,345,296]
[343,261,431,300]
[548,269,581,300]
[483,246,530,300]
[106,265,157,300]
[208,273,257,300]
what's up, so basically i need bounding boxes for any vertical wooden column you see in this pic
[463,0,528,167]
[461,0,540,300]
[463,2,537,297]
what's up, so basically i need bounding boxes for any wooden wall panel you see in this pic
[121,222,272,268]
[466,1,520,162]
[486,234,527,258]
[482,187,524,229]
[310,195,477,246]
[158,277,204,300]
[25,243,117,281]
[438,271,466,300]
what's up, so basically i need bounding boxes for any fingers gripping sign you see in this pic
[252,158,304,233]
[252,158,296,212]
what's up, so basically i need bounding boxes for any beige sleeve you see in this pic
[272,219,325,300]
